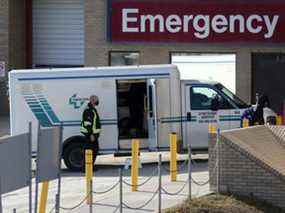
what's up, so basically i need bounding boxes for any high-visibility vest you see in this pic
[80,108,101,134]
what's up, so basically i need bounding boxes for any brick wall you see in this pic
[0,0,9,115]
[268,126,285,148]
[9,0,26,70]
[0,0,26,115]
[208,132,218,192]
[209,129,285,209]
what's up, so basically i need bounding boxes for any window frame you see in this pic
[108,51,140,66]
[190,85,236,111]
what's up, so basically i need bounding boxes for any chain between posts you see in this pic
[112,204,121,213]
[161,180,189,196]
[44,128,221,213]
[191,142,219,187]
[56,193,91,211]
[191,157,218,187]
[92,180,120,194]
[122,189,159,210]
[122,167,158,187]
[161,159,189,173]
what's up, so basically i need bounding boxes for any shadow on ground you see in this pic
[61,160,208,178]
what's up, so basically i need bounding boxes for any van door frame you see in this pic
[183,83,239,149]
[147,79,158,150]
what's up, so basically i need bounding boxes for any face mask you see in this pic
[95,100,99,106]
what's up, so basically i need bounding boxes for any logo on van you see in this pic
[69,94,89,109]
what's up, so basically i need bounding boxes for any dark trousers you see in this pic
[84,134,99,164]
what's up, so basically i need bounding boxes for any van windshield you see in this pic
[214,83,249,108]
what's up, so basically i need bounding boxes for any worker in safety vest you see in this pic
[80,95,101,167]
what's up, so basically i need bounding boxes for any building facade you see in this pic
[1,0,285,115]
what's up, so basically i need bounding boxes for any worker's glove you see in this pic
[90,135,95,142]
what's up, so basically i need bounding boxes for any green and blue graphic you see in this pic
[68,94,89,109]
[23,92,60,127]
[22,92,117,127]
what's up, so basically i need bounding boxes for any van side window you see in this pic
[190,87,234,110]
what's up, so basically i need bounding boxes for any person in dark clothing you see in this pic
[80,95,101,168]
[253,94,270,125]
[241,94,272,126]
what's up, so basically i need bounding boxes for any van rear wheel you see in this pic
[63,143,85,171]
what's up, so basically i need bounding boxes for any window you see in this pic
[190,86,234,110]
[214,83,249,108]
[109,52,140,66]
[171,53,236,93]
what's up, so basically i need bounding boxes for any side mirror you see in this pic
[211,98,219,111]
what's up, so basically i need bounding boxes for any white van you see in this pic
[9,65,249,170]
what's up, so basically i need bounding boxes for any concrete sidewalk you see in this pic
[2,162,210,213]
[96,152,207,166]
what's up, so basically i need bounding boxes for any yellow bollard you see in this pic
[39,181,49,213]
[208,123,217,134]
[85,149,93,205]
[242,119,249,128]
[131,139,139,192]
[277,115,282,125]
[170,133,177,182]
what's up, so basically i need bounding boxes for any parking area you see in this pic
[0,116,210,212]
[3,161,209,213]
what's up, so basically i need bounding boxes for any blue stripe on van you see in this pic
[24,91,118,127]
[160,116,197,123]
[18,73,170,81]
[219,115,241,122]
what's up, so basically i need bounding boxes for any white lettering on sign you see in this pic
[141,14,164,32]
[122,8,139,32]
[246,15,263,34]
[166,15,182,33]
[229,15,245,33]
[121,8,280,39]
[264,15,279,38]
[193,15,210,39]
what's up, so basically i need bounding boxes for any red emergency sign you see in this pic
[109,0,285,43]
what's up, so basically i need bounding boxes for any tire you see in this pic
[63,142,86,171]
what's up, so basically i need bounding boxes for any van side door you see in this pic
[185,84,236,149]
[185,85,218,149]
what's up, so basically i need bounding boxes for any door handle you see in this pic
[187,112,191,121]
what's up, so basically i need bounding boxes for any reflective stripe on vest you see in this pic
[92,109,101,134]
[80,126,88,133]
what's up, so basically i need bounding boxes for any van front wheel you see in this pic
[63,142,85,171]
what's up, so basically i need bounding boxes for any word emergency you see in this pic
[122,8,279,39]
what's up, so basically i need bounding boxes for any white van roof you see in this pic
[10,64,177,74]
[10,64,179,81]
[181,79,219,85]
